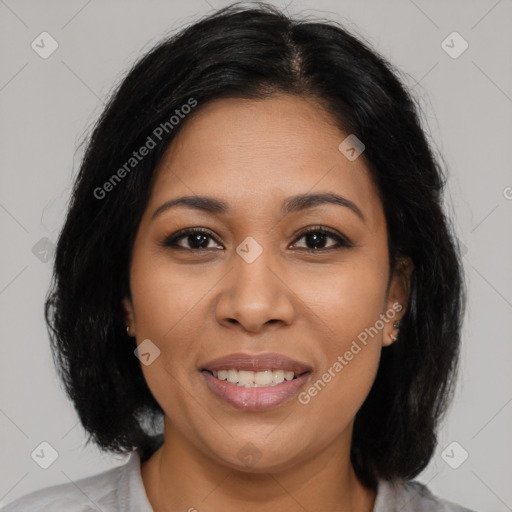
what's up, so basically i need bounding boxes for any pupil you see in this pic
[189,233,209,249]
[306,232,326,249]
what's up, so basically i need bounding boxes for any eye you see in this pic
[161,227,223,251]
[289,225,352,251]
[162,225,352,252]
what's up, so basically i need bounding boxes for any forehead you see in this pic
[148,95,383,230]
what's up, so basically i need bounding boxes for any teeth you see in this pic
[227,369,238,383]
[272,369,285,384]
[254,370,273,386]
[238,370,255,386]
[210,369,301,387]
[284,371,295,381]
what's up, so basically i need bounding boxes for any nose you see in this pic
[214,248,295,333]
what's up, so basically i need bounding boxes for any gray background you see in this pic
[1,0,511,510]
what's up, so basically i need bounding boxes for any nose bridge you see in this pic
[233,234,280,300]
[215,234,295,330]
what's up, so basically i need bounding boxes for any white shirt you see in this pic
[1,450,477,511]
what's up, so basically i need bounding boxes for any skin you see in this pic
[123,94,413,512]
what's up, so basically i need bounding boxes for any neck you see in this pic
[141,420,376,512]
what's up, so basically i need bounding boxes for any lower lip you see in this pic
[201,371,310,411]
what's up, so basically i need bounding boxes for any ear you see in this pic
[382,255,414,347]
[122,296,136,336]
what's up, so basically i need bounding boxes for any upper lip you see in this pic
[201,352,312,374]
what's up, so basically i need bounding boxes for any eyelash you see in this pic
[161,225,353,252]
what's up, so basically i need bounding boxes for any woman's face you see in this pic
[123,94,409,473]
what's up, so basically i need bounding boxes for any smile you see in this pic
[205,368,305,387]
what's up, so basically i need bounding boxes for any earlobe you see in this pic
[122,297,135,336]
[383,256,414,346]
[388,320,401,343]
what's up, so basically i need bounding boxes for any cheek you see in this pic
[130,248,212,337]
[298,292,384,435]
[296,254,388,337]
[292,258,386,418]
[129,253,205,416]
[128,250,213,389]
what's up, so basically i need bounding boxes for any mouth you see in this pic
[199,352,312,411]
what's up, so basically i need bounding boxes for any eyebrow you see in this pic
[151,192,365,222]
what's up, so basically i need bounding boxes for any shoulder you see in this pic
[1,453,141,512]
[374,478,478,512]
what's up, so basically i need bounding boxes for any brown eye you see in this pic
[162,228,223,250]
[290,226,352,251]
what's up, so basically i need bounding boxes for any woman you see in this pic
[3,3,476,511]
